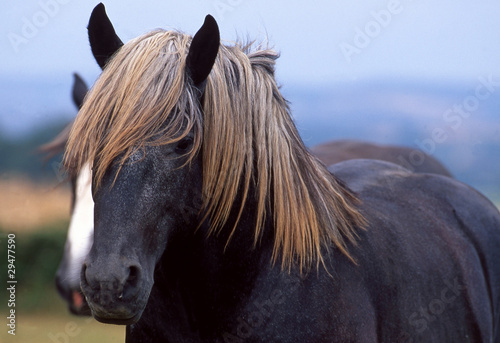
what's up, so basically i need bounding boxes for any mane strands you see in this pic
[64,29,366,271]
[202,45,366,270]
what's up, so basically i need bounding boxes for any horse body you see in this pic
[330,160,500,342]
[62,4,500,342]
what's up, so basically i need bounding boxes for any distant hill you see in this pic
[283,80,500,203]
[0,121,68,180]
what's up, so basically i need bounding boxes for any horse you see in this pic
[50,63,452,320]
[311,139,452,177]
[51,80,451,320]
[39,73,93,316]
[63,4,500,342]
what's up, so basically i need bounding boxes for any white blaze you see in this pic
[66,163,94,284]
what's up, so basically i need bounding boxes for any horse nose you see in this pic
[81,259,142,300]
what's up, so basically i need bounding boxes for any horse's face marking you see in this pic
[69,164,94,269]
[82,136,202,324]
[55,163,94,315]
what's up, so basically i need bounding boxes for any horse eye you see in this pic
[175,138,193,154]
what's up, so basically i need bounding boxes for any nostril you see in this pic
[121,265,141,299]
[126,265,140,287]
[78,261,142,301]
[80,263,90,289]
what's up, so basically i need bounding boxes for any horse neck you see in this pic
[161,183,273,277]
[153,187,274,332]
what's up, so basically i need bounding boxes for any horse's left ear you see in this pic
[186,15,220,91]
[88,3,124,70]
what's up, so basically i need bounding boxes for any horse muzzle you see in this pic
[80,258,150,325]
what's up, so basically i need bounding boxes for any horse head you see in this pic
[74,4,219,324]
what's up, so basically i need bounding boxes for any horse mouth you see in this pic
[87,296,147,325]
[92,311,142,325]
[69,290,92,316]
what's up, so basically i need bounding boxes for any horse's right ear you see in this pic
[88,3,123,70]
[186,15,220,92]
[72,73,89,110]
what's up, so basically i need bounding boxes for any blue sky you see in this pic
[1,1,500,138]
[2,0,500,84]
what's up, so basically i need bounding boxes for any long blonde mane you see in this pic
[64,29,365,270]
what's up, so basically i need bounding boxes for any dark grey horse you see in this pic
[47,61,454,320]
[64,4,500,342]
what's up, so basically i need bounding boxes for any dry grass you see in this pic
[0,279,125,342]
[0,176,71,232]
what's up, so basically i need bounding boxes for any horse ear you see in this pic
[88,3,124,70]
[186,15,220,91]
[72,73,89,110]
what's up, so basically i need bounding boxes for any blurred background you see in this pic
[1,1,499,341]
